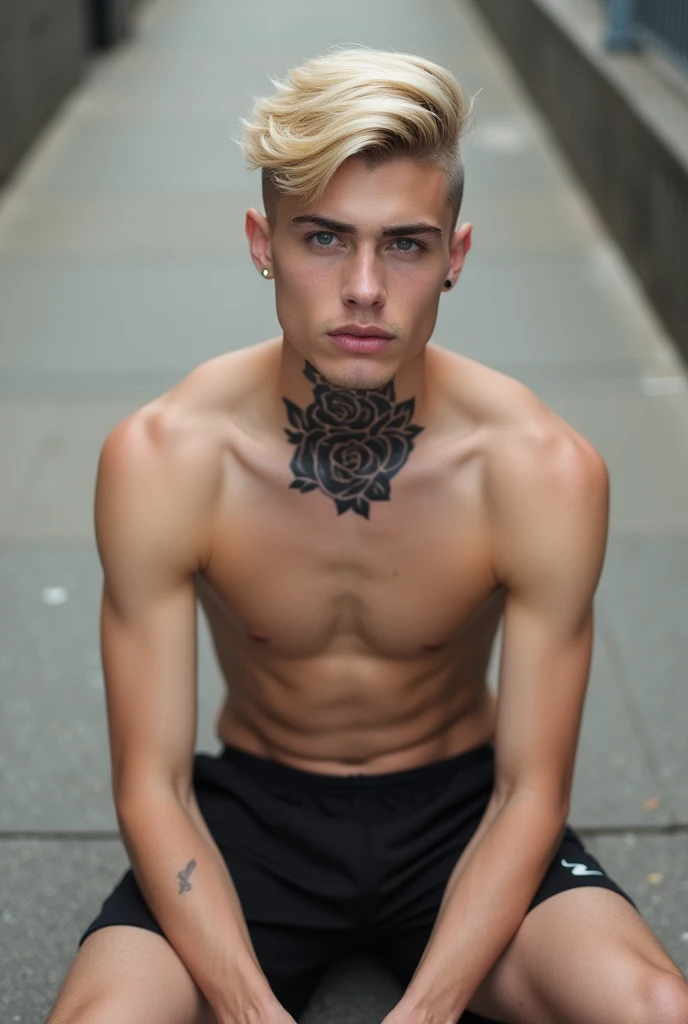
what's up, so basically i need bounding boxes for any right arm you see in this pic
[95,408,289,1024]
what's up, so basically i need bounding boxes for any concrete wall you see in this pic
[0,0,140,189]
[0,0,87,186]
[469,0,688,364]
[87,0,137,49]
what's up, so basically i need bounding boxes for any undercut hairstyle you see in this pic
[239,48,473,225]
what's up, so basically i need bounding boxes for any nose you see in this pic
[341,247,386,308]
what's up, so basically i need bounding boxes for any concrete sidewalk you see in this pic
[1,0,687,1020]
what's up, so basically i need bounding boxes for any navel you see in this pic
[422,641,446,652]
[247,628,270,644]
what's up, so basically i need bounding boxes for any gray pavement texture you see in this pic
[1,0,687,1020]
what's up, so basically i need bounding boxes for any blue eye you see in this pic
[306,232,422,254]
[394,238,419,251]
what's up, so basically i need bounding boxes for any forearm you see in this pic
[399,793,566,1024]
[118,790,277,1024]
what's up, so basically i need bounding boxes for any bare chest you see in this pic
[197,432,501,662]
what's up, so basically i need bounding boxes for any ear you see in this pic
[245,208,272,275]
[446,222,472,285]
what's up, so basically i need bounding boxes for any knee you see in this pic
[632,968,688,1024]
[45,994,132,1024]
[45,997,107,1024]
[46,994,217,1024]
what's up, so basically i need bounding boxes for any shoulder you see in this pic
[490,409,605,496]
[433,346,607,484]
[475,377,609,593]
[95,361,236,574]
[96,342,278,570]
[99,390,221,503]
[484,389,607,509]
[100,341,273,484]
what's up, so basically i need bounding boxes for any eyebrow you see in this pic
[291,215,443,239]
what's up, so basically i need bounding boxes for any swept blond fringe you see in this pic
[239,48,473,203]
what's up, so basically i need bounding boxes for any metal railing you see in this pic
[604,0,688,74]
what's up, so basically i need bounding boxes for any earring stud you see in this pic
[262,267,270,278]
[444,279,452,289]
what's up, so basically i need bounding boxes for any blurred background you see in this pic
[1,0,687,1020]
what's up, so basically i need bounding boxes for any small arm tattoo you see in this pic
[177,859,197,894]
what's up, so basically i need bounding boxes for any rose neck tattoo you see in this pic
[283,361,425,519]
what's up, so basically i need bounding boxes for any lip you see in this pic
[328,334,392,353]
[327,324,394,354]
[327,325,395,339]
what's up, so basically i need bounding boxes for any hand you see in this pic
[214,980,298,1024]
[216,999,297,1024]
[381,991,457,1024]
[380,1001,425,1024]
[257,999,298,1024]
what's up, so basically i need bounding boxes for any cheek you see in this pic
[393,266,442,311]
[276,260,332,310]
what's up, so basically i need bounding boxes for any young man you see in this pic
[47,49,687,1024]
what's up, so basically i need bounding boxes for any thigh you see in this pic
[372,888,684,1024]
[47,925,216,1024]
[370,824,674,1024]
[76,749,359,1020]
[469,887,687,1024]
[76,864,341,1022]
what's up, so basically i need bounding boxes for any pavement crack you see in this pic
[0,830,121,840]
[576,823,688,837]
[2,825,688,841]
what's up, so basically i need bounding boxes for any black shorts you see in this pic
[79,742,637,1021]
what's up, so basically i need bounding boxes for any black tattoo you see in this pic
[177,859,196,894]
[283,361,424,519]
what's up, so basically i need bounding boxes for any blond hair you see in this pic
[240,48,473,217]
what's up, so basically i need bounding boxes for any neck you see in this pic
[266,333,430,518]
[276,332,432,426]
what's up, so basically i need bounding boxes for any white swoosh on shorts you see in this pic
[561,858,604,877]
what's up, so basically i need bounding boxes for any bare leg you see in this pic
[46,925,217,1024]
[466,888,688,1024]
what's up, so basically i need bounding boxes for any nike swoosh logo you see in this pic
[561,858,604,877]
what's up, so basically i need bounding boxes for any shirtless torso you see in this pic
[46,50,688,1024]
[106,335,586,780]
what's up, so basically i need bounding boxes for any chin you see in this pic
[313,356,397,392]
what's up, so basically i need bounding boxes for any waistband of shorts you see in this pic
[218,740,495,793]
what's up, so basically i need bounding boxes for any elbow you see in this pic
[496,784,570,841]
[519,790,570,842]
[115,783,188,831]
[113,761,196,824]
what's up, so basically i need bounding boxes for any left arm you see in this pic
[390,429,610,1024]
